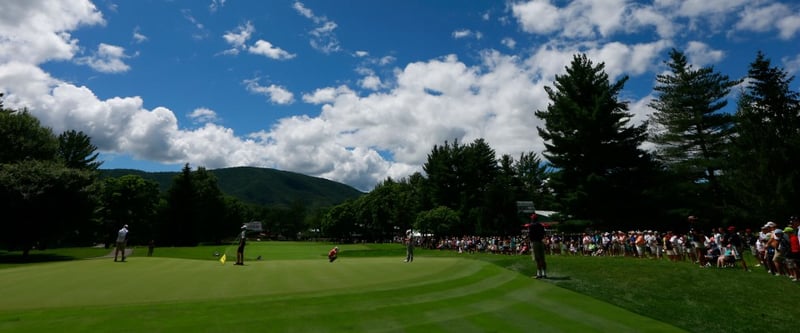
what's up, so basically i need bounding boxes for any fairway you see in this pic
[0,247,683,333]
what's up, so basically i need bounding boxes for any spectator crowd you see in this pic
[418,216,800,282]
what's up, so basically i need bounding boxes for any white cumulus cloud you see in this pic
[0,0,104,65]
[189,107,219,124]
[244,78,295,105]
[248,40,296,60]
[2,0,797,192]
[76,43,131,73]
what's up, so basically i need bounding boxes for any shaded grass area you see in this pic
[0,241,392,266]
[0,247,109,267]
[129,241,397,261]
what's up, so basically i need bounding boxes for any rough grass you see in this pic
[467,251,798,333]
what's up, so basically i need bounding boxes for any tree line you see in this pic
[2,48,798,251]
[0,98,323,255]
[323,49,800,240]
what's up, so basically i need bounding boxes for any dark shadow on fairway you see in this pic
[542,276,571,281]
[0,253,76,264]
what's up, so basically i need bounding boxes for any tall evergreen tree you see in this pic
[423,139,464,211]
[186,167,227,243]
[423,138,499,235]
[536,54,655,229]
[726,51,800,222]
[57,130,103,171]
[648,49,740,222]
[486,154,522,235]
[514,152,555,210]
[163,164,198,246]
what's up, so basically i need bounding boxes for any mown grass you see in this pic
[0,246,677,333]
[1,242,796,332]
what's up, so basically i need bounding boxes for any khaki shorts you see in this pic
[531,241,546,263]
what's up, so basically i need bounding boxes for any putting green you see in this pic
[0,256,683,332]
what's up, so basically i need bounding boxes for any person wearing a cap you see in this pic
[328,246,339,263]
[757,224,773,271]
[771,228,789,276]
[691,228,709,267]
[404,229,415,263]
[784,227,799,281]
[235,224,247,266]
[114,224,129,262]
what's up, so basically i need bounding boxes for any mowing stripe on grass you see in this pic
[0,256,684,332]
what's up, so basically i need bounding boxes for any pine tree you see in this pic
[648,49,740,222]
[57,130,103,170]
[726,51,800,222]
[422,138,500,235]
[513,151,555,210]
[536,54,655,229]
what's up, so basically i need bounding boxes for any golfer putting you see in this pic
[235,224,246,266]
[404,229,414,263]
[328,246,339,262]
[114,224,129,262]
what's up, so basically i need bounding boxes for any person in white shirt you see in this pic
[114,224,129,262]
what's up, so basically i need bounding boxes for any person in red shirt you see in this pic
[785,227,799,281]
[328,246,339,263]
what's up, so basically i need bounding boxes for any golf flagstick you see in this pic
[220,244,233,265]
[221,226,244,265]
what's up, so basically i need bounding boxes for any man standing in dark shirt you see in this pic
[528,214,547,279]
[723,226,748,271]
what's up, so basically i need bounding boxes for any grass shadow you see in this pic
[542,276,571,281]
[0,252,77,264]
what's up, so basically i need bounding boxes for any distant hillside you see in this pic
[99,166,364,207]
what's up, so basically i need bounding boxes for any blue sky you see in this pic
[1,0,799,191]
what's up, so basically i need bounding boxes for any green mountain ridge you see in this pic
[99,166,364,207]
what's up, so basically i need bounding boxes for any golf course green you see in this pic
[0,242,683,332]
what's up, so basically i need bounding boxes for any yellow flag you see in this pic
[219,254,227,265]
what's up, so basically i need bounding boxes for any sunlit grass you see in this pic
[2,243,796,332]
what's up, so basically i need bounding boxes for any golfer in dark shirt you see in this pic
[235,225,246,266]
[529,214,547,279]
